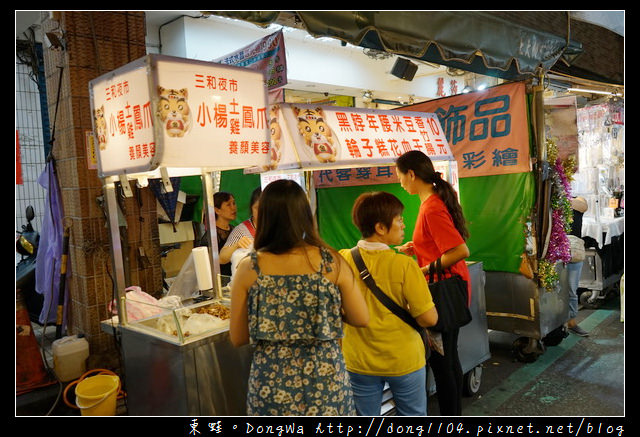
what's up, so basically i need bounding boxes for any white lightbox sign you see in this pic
[149,56,270,169]
[263,103,454,172]
[89,58,156,177]
[89,55,270,178]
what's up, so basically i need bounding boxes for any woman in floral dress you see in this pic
[230,179,369,416]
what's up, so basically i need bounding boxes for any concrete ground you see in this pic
[16,293,624,419]
[429,293,624,417]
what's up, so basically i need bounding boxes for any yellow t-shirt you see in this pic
[339,243,435,376]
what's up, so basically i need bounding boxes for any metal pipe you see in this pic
[201,170,222,298]
[103,178,128,325]
[55,225,70,338]
[532,73,549,259]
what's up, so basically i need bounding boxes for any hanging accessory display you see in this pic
[427,258,472,332]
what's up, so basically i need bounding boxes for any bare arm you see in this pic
[415,306,438,328]
[229,257,256,346]
[220,236,253,264]
[420,242,470,275]
[396,241,415,256]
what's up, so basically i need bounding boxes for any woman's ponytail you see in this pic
[396,151,469,240]
[433,176,469,240]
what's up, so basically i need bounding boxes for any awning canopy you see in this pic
[208,11,583,80]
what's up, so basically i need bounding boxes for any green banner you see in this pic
[459,172,535,272]
[180,170,261,225]
[317,171,535,273]
[317,183,419,252]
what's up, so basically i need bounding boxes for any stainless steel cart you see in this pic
[102,297,253,416]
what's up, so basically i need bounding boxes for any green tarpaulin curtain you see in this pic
[180,170,261,225]
[318,183,418,252]
[316,172,535,273]
[459,172,535,272]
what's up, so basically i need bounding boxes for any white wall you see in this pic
[154,15,449,103]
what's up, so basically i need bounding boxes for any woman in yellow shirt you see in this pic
[340,191,438,416]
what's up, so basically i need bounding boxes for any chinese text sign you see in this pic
[403,81,531,178]
[268,103,453,171]
[89,55,270,177]
[216,30,287,91]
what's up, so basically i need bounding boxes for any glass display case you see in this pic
[126,296,231,345]
[101,280,252,416]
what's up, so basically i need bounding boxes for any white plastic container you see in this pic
[52,335,89,382]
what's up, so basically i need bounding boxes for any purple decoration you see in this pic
[546,200,571,263]
[35,161,68,325]
[544,158,573,264]
[555,159,573,198]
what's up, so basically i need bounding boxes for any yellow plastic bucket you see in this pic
[75,374,120,416]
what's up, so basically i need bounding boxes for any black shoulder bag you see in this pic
[350,247,424,335]
[427,258,472,332]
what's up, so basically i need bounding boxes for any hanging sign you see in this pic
[544,95,579,163]
[313,160,458,190]
[403,81,531,178]
[89,54,270,177]
[89,59,155,176]
[215,30,288,91]
[260,103,453,172]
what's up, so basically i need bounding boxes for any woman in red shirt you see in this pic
[395,150,470,416]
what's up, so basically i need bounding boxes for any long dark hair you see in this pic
[396,150,469,240]
[254,179,327,254]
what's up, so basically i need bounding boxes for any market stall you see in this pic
[402,81,573,361]
[88,44,498,415]
[573,101,624,306]
[88,55,491,415]
[90,53,270,415]
[260,102,490,401]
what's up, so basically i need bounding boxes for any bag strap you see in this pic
[428,258,442,283]
[350,247,422,332]
[428,258,457,283]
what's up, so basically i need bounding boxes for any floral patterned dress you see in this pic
[246,248,355,416]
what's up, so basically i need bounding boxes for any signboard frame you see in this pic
[89,54,271,179]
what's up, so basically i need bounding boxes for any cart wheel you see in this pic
[512,337,545,363]
[542,325,568,347]
[463,365,482,396]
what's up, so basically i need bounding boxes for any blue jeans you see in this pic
[563,261,584,319]
[348,367,427,416]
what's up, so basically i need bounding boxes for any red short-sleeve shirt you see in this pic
[413,194,471,304]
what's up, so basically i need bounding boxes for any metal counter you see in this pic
[102,297,254,416]
[118,324,252,416]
